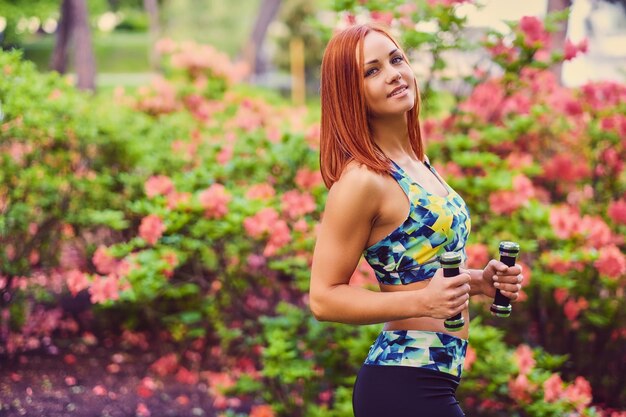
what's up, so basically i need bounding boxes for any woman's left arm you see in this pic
[464,261,524,300]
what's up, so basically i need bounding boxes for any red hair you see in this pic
[319,24,424,189]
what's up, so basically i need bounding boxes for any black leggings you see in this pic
[353,365,465,417]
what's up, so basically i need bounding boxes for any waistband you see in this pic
[363,330,468,378]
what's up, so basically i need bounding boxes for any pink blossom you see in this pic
[198,183,231,219]
[92,246,117,275]
[89,274,120,304]
[509,374,533,403]
[460,80,505,122]
[246,183,276,200]
[564,298,589,321]
[488,40,520,63]
[514,344,535,375]
[136,402,151,417]
[92,385,107,396]
[465,244,489,269]
[519,16,550,48]
[549,206,580,240]
[139,214,165,246]
[175,367,199,385]
[564,38,588,60]
[553,288,569,305]
[264,220,291,256]
[594,245,626,279]
[166,191,191,210]
[489,175,533,215]
[250,405,275,417]
[247,254,266,270]
[349,259,377,287]
[217,145,233,165]
[579,215,619,249]
[295,168,323,190]
[608,199,626,225]
[547,257,585,275]
[564,376,592,411]
[281,190,316,219]
[464,345,477,371]
[370,10,394,26]
[428,0,471,6]
[66,269,89,297]
[542,154,590,183]
[244,208,280,238]
[543,373,564,402]
[144,175,174,198]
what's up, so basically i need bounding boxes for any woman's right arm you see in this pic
[309,167,470,325]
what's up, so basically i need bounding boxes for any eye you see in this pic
[365,67,378,77]
[391,55,404,64]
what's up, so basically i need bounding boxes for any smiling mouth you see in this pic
[388,85,408,98]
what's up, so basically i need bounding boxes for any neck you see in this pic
[370,114,417,162]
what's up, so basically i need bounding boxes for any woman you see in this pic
[309,24,524,417]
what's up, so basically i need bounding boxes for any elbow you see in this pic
[308,291,330,322]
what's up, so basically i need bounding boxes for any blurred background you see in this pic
[1,0,625,92]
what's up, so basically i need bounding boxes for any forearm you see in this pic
[468,268,488,297]
[310,284,427,325]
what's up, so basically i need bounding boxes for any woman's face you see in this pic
[361,31,416,119]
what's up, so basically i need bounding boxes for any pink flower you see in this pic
[519,16,549,48]
[295,168,323,190]
[150,353,179,376]
[465,244,489,269]
[549,206,580,240]
[542,154,590,183]
[244,208,280,238]
[145,175,174,198]
[488,175,534,215]
[464,345,477,371]
[460,80,505,123]
[166,191,191,210]
[89,274,120,304]
[543,373,564,402]
[175,367,199,385]
[564,376,592,411]
[92,385,107,396]
[594,245,626,279]
[66,269,89,297]
[92,246,117,275]
[250,405,275,417]
[136,402,151,417]
[246,183,276,200]
[217,145,233,165]
[509,374,533,403]
[370,10,394,26]
[198,183,231,219]
[264,220,291,256]
[281,190,316,219]
[514,345,535,375]
[564,38,588,60]
[139,214,165,246]
[553,288,569,305]
[564,298,589,321]
[349,259,377,287]
[608,199,626,225]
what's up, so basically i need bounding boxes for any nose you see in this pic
[386,69,401,83]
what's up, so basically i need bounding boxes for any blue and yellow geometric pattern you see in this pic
[364,330,468,377]
[363,160,471,285]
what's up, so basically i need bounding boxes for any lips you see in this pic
[388,85,408,98]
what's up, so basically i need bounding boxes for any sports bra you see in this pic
[363,159,471,285]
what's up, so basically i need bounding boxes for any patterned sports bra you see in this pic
[363,159,471,285]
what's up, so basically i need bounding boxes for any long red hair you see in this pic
[319,24,424,189]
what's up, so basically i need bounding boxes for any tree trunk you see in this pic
[72,0,96,91]
[50,0,73,74]
[50,0,96,91]
[245,0,282,75]
[547,0,572,84]
[143,0,161,69]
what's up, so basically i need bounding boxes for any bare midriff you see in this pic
[380,279,470,340]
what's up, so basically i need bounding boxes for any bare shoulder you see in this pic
[328,162,387,202]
